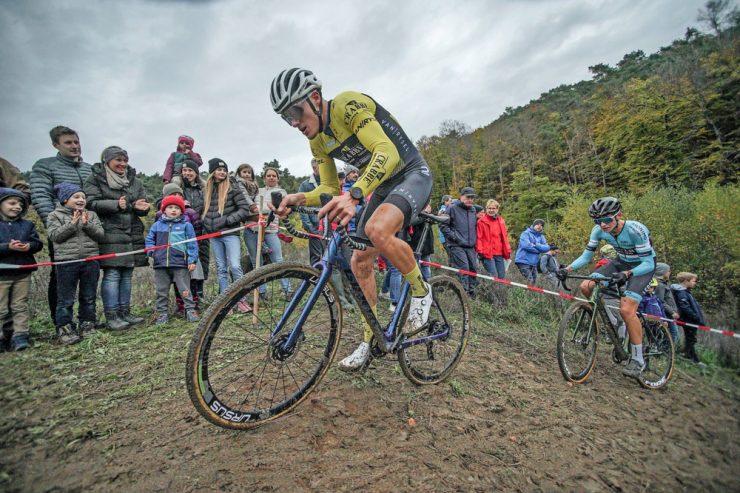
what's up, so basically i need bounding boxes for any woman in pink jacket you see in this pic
[475,199,511,279]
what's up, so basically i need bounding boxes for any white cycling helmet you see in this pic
[270,68,322,113]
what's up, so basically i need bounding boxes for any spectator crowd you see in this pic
[0,125,707,365]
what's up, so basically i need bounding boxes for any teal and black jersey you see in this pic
[569,220,655,277]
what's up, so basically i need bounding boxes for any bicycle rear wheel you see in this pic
[397,276,470,385]
[638,321,674,389]
[557,302,599,383]
[186,263,342,430]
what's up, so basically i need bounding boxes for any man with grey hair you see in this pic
[30,126,92,325]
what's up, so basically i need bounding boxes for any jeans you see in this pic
[516,263,538,284]
[243,230,290,293]
[448,246,478,296]
[47,240,58,325]
[211,235,243,294]
[101,267,134,311]
[481,256,506,279]
[420,254,432,280]
[668,321,679,344]
[56,261,100,326]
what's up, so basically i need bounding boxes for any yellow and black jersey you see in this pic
[303,91,423,206]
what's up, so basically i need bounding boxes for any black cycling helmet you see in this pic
[588,197,621,219]
[270,68,322,114]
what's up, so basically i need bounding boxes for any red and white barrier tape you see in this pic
[421,261,739,340]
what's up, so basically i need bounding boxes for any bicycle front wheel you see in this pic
[638,321,674,389]
[557,302,599,383]
[186,263,342,430]
[397,275,470,385]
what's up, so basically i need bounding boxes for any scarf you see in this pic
[105,165,130,191]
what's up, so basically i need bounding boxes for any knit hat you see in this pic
[162,183,184,197]
[101,146,128,164]
[0,187,28,213]
[208,158,228,174]
[344,164,359,176]
[54,182,84,204]
[161,195,185,213]
[655,262,671,277]
[178,135,195,147]
[532,218,545,227]
[182,159,199,172]
[549,244,559,251]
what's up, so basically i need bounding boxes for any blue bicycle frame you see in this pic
[270,227,450,355]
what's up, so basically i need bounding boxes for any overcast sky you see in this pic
[1,0,711,178]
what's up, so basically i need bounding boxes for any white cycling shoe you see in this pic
[407,282,433,331]
[338,341,371,372]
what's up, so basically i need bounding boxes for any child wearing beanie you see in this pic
[145,195,199,324]
[155,183,205,313]
[0,188,43,351]
[163,135,203,186]
[45,183,105,344]
[654,262,679,343]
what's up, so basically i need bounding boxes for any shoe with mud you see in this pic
[337,342,370,372]
[186,310,201,322]
[155,313,169,325]
[407,282,433,330]
[622,359,645,378]
[119,305,144,325]
[79,321,97,338]
[105,311,130,332]
[56,324,82,346]
[10,333,30,351]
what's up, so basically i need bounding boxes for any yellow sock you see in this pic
[363,304,377,343]
[404,265,429,297]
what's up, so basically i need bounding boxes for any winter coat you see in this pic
[145,216,198,269]
[671,284,706,326]
[234,176,259,225]
[154,198,202,235]
[182,175,207,217]
[201,177,251,236]
[0,188,43,274]
[514,227,550,266]
[251,185,287,233]
[46,205,105,261]
[655,279,678,318]
[83,162,150,268]
[475,214,511,260]
[639,294,666,319]
[439,201,477,248]
[30,153,92,224]
[163,150,203,183]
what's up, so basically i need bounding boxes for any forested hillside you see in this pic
[416,5,738,314]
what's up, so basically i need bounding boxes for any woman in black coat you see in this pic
[84,146,150,330]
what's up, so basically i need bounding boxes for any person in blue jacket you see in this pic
[146,195,199,324]
[672,272,705,364]
[514,218,550,283]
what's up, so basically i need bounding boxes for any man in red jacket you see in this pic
[475,199,511,279]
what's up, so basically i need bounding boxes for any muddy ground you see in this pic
[1,293,738,493]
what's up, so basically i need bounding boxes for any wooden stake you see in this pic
[252,195,265,324]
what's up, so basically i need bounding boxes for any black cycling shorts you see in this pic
[594,258,656,302]
[355,157,433,241]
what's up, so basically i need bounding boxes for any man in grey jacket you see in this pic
[30,126,92,325]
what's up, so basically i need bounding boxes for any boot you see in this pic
[119,305,144,325]
[105,311,131,331]
[56,323,82,345]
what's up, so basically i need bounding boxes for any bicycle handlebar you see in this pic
[273,194,367,251]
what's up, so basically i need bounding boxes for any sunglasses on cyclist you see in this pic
[594,215,616,225]
[280,100,307,125]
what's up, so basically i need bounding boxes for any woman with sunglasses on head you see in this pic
[559,197,656,381]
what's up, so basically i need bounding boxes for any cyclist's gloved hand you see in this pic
[610,271,629,286]
[556,268,568,281]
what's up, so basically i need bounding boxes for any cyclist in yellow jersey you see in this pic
[270,68,433,371]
